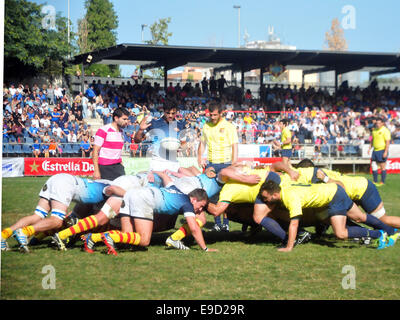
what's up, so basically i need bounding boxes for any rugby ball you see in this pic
[160,137,181,151]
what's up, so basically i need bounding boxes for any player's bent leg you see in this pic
[169,213,206,242]
[346,203,395,236]
[120,216,134,233]
[330,215,348,240]
[133,218,153,247]
[166,214,205,250]
[370,203,400,228]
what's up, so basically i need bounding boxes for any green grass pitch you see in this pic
[1,174,400,300]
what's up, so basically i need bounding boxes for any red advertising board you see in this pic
[370,158,400,174]
[237,157,282,166]
[24,158,94,176]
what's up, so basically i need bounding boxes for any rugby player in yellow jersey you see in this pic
[206,162,308,244]
[369,118,391,185]
[315,168,400,247]
[289,158,400,243]
[258,180,389,252]
[198,102,239,232]
[207,161,299,216]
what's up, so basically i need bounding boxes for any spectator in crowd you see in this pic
[48,138,59,157]
[32,139,41,157]
[80,135,92,158]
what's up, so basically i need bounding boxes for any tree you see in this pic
[145,17,173,78]
[325,18,348,51]
[77,17,89,54]
[4,0,74,80]
[82,0,120,77]
[145,17,173,46]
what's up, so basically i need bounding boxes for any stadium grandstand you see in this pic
[3,44,400,173]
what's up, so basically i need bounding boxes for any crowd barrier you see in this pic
[4,141,400,177]
[3,155,400,178]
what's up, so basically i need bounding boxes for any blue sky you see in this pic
[34,0,400,76]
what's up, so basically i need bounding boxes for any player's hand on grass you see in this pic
[205,248,218,252]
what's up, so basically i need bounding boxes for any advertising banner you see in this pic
[24,158,94,176]
[369,158,400,174]
[2,158,24,177]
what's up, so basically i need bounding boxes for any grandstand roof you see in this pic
[71,43,400,76]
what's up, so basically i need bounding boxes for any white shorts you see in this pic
[39,173,77,207]
[150,157,180,173]
[173,176,201,195]
[111,174,147,191]
[119,187,156,221]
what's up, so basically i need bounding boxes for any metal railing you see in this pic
[0,142,375,160]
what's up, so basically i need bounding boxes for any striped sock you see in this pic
[1,228,13,240]
[171,219,204,241]
[58,215,98,240]
[91,233,104,243]
[22,226,35,237]
[108,231,141,245]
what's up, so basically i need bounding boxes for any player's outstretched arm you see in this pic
[207,202,229,217]
[152,171,174,187]
[218,166,261,185]
[104,185,127,197]
[317,169,345,189]
[186,216,217,252]
[278,218,299,252]
[270,161,299,181]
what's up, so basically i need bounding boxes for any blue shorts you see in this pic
[265,171,281,185]
[206,162,231,175]
[355,180,382,213]
[281,149,292,158]
[371,150,387,163]
[328,185,354,216]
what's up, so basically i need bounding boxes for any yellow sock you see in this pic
[171,219,204,241]
[91,233,103,243]
[108,231,141,245]
[22,226,35,237]
[1,228,13,239]
[59,215,98,240]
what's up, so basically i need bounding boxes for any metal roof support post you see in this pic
[334,69,338,102]
[164,65,168,93]
[81,64,85,93]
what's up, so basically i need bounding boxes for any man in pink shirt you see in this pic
[92,107,130,180]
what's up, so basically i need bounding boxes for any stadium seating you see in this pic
[72,143,81,155]
[5,144,14,156]
[13,144,23,156]
[62,143,74,156]
[321,145,330,156]
[24,136,34,144]
[22,144,32,156]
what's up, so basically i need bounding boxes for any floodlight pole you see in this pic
[233,5,241,48]
[67,0,70,44]
[141,24,148,43]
